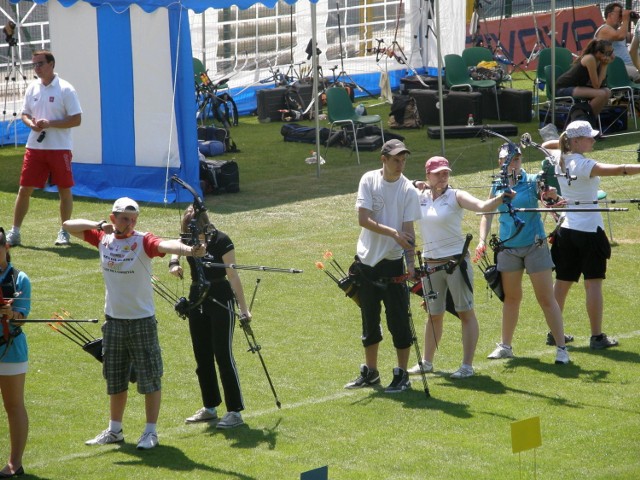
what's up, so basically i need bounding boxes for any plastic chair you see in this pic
[542,64,575,128]
[534,47,575,116]
[324,87,384,165]
[605,56,638,130]
[444,53,500,120]
[461,47,494,67]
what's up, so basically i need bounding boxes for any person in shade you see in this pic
[344,139,421,394]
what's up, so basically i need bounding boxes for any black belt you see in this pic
[0,327,23,348]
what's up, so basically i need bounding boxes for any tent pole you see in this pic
[435,0,445,155]
[201,11,206,68]
[551,0,556,123]
[311,2,321,178]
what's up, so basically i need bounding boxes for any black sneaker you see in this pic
[546,331,575,346]
[384,367,411,393]
[344,364,380,389]
[590,333,619,350]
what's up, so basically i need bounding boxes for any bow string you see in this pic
[169,175,212,318]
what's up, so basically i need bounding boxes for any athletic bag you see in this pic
[280,123,330,144]
[199,159,240,194]
[388,95,421,129]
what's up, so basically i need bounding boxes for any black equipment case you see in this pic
[257,87,287,122]
[499,88,533,122]
[427,124,518,139]
[409,89,483,125]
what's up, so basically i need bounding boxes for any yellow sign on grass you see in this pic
[511,416,542,454]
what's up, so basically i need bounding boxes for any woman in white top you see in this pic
[552,120,640,349]
[408,156,512,379]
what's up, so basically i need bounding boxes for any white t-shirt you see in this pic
[558,153,605,232]
[418,187,465,259]
[355,169,421,267]
[22,74,82,150]
[85,229,165,319]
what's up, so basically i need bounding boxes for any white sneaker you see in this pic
[407,360,433,375]
[450,364,474,379]
[136,432,158,450]
[185,407,218,423]
[85,429,124,445]
[216,411,244,429]
[55,229,71,246]
[487,343,514,359]
[555,347,570,365]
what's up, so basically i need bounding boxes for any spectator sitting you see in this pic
[556,39,613,116]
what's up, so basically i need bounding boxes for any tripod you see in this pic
[333,2,375,98]
[524,0,547,66]
[2,34,27,147]
[474,0,534,82]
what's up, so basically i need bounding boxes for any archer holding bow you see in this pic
[168,206,251,429]
[63,197,206,451]
[0,226,31,478]
[550,121,640,350]
[409,156,514,379]
[476,143,571,365]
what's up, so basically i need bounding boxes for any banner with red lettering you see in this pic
[466,5,604,70]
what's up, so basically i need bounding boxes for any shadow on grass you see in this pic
[567,345,640,364]
[110,442,256,479]
[501,356,610,382]
[353,384,474,418]
[206,418,281,450]
[17,242,99,260]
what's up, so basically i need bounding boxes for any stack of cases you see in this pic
[408,89,483,125]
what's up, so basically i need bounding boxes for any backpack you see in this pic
[568,102,597,129]
[388,95,421,129]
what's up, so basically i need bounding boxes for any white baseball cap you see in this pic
[112,197,140,214]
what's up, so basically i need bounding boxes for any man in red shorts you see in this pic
[6,50,82,247]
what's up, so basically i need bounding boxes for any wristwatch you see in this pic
[97,220,107,231]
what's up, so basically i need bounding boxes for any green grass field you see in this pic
[1,77,639,479]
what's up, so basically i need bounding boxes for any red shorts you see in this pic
[20,149,74,189]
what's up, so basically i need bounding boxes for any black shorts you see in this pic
[356,257,413,349]
[551,227,610,282]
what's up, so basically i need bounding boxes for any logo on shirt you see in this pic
[49,96,55,103]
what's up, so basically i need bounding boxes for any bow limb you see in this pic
[170,175,211,318]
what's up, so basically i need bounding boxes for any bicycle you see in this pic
[195,70,239,130]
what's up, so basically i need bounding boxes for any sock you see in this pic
[501,343,512,349]
[10,226,20,234]
[591,333,604,340]
[204,407,216,414]
[144,423,157,434]
[109,420,122,433]
[557,346,566,350]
